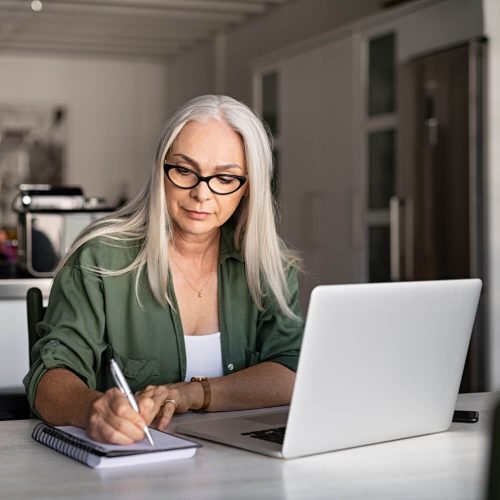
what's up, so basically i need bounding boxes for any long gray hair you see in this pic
[59,95,297,317]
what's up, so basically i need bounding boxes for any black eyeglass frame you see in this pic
[163,163,247,195]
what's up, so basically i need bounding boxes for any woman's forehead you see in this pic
[169,119,246,167]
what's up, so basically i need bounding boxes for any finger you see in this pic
[111,410,148,442]
[108,392,146,426]
[87,416,139,445]
[88,408,143,445]
[157,400,177,431]
[147,390,171,415]
[151,398,176,429]
[103,391,148,440]
[135,384,157,398]
[136,396,156,425]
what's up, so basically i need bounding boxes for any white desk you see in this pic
[0,392,497,500]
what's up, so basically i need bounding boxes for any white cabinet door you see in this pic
[280,34,362,309]
[0,300,29,391]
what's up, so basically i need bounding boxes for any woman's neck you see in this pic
[170,228,220,263]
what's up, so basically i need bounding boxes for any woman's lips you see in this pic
[184,208,210,220]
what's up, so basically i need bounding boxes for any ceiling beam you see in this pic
[0,11,227,33]
[53,0,267,15]
[8,33,191,48]
[8,33,187,50]
[0,2,247,23]
[5,26,205,43]
[0,39,177,56]
[0,46,173,61]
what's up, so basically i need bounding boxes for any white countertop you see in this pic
[0,392,497,500]
[0,278,51,391]
[0,278,51,299]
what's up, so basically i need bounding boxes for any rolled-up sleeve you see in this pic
[23,255,107,411]
[256,266,304,372]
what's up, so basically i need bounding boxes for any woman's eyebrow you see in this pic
[172,153,243,172]
[213,164,243,172]
[172,153,199,167]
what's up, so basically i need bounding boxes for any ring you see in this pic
[161,399,178,411]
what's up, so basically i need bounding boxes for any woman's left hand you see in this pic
[135,382,203,430]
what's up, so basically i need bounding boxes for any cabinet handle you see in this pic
[390,196,405,281]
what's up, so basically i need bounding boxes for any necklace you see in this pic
[170,254,216,298]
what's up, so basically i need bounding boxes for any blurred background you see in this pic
[0,0,499,415]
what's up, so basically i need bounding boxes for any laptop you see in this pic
[176,279,482,459]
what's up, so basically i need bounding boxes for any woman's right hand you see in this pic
[85,387,155,445]
[34,369,155,445]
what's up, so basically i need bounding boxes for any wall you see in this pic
[166,42,215,115]
[225,0,383,105]
[0,53,169,204]
[166,0,383,111]
[396,0,483,61]
[483,0,500,390]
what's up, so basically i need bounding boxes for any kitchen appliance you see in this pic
[14,185,113,277]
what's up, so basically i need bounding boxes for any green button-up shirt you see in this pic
[23,225,304,408]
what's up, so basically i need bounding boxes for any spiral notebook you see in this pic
[32,422,200,469]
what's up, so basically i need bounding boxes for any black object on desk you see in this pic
[0,392,30,421]
[452,410,479,423]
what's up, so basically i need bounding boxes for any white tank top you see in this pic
[184,332,224,382]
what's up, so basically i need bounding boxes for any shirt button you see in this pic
[227,363,234,371]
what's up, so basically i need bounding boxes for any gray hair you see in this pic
[59,95,298,317]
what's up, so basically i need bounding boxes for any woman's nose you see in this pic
[190,180,212,201]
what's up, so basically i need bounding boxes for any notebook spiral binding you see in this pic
[32,423,106,467]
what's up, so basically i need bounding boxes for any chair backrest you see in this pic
[26,287,47,366]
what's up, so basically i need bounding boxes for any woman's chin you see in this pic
[174,219,220,238]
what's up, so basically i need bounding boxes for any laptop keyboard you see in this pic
[241,426,286,444]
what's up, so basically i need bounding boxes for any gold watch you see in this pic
[191,376,211,412]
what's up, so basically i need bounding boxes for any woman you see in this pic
[24,95,304,445]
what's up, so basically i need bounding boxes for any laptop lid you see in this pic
[282,279,482,458]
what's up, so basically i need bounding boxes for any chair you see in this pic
[26,287,47,366]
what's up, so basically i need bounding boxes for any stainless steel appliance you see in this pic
[14,185,113,277]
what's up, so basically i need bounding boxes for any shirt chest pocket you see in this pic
[111,349,160,393]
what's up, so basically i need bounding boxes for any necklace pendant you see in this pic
[198,291,203,298]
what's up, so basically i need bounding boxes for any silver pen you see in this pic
[110,358,155,447]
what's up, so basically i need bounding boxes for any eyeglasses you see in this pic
[163,163,247,195]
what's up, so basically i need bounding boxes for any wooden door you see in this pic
[397,41,486,392]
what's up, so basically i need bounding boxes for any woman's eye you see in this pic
[175,167,192,176]
[217,176,236,185]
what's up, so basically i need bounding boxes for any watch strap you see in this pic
[191,376,211,411]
